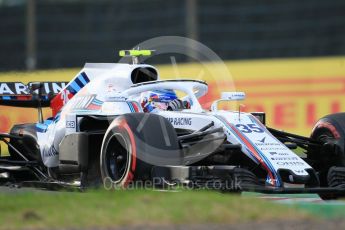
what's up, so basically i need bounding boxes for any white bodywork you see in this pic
[36,62,312,187]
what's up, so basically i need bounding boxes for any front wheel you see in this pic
[308,113,345,199]
[100,113,182,189]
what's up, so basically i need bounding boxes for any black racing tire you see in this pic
[100,113,182,189]
[308,113,345,199]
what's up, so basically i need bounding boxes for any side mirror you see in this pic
[211,92,246,112]
[221,92,246,101]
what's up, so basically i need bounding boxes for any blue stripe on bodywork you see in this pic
[44,119,53,126]
[70,81,81,92]
[215,115,281,187]
[66,72,89,96]
[77,74,87,85]
[78,72,90,85]
[74,77,84,88]
[36,117,56,133]
[54,112,61,122]
[81,72,90,83]
[127,102,135,112]
[36,123,47,133]
[67,85,77,95]
[92,98,103,105]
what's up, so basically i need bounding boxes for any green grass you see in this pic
[0,189,310,230]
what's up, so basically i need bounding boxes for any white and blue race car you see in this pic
[1,50,345,199]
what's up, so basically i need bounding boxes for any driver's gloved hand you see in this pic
[167,99,184,111]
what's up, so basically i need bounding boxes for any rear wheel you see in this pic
[100,113,182,189]
[102,131,133,188]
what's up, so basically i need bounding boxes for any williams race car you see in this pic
[1,50,345,199]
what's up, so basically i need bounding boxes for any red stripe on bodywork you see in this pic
[87,103,101,110]
[131,102,140,112]
[226,121,276,186]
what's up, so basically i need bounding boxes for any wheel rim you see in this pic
[105,133,130,183]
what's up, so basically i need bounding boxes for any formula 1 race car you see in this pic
[1,50,345,199]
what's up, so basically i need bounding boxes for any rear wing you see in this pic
[0,82,68,108]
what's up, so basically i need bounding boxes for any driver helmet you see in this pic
[140,89,178,112]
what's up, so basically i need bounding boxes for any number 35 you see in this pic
[235,123,264,133]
